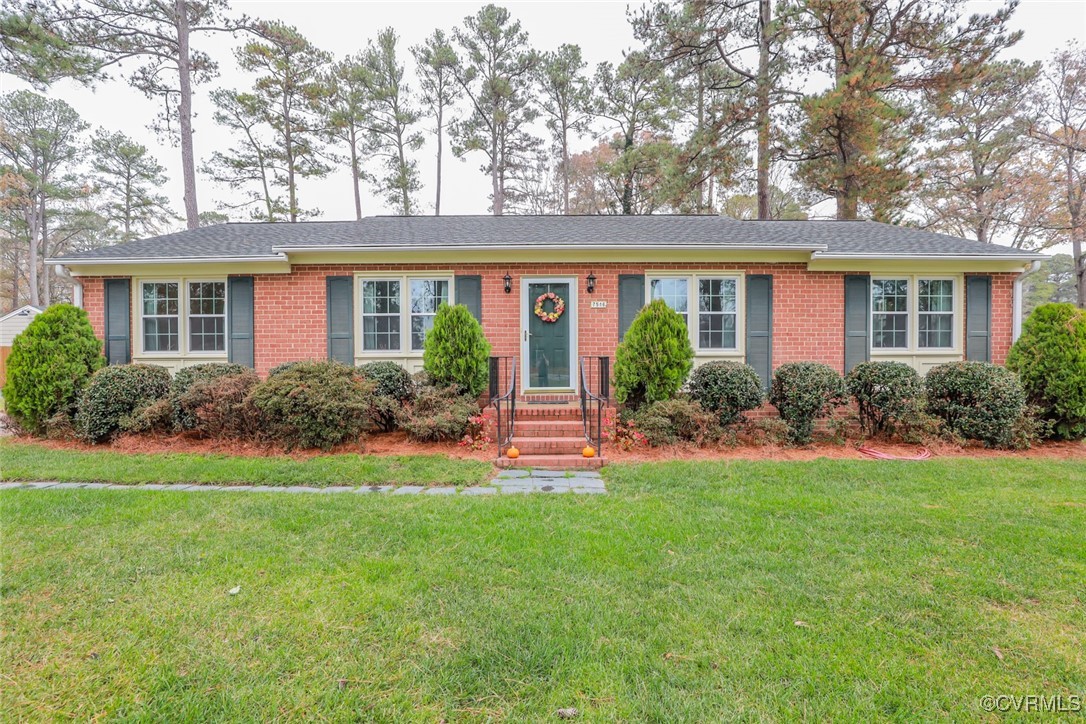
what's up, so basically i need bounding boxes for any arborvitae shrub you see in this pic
[846,361,923,438]
[76,364,172,443]
[924,361,1026,448]
[687,361,765,426]
[248,361,375,450]
[422,304,490,398]
[170,362,249,429]
[359,361,416,432]
[769,362,847,445]
[1007,303,1086,440]
[3,304,104,434]
[613,299,693,409]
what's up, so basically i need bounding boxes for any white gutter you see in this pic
[272,243,829,253]
[811,252,1045,261]
[1013,259,1043,341]
[46,254,288,266]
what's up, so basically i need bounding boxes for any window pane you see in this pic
[919,313,953,348]
[363,280,400,315]
[143,317,178,352]
[363,314,400,351]
[143,282,178,315]
[411,315,433,351]
[873,313,908,348]
[696,279,737,349]
[872,279,908,313]
[189,315,225,352]
[650,278,688,314]
[410,279,448,314]
[918,279,953,313]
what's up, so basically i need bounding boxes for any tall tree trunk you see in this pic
[491,130,502,215]
[435,105,443,216]
[622,132,634,215]
[756,0,771,220]
[350,125,362,221]
[696,67,706,214]
[561,125,569,215]
[25,205,40,308]
[175,0,199,229]
[284,97,297,223]
[40,196,50,306]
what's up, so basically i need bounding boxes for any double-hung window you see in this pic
[361,280,401,351]
[409,279,449,351]
[648,274,741,351]
[142,282,180,352]
[871,276,957,351]
[188,281,226,352]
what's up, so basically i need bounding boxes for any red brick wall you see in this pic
[78,267,1021,375]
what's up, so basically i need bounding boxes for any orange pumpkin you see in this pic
[506,446,520,459]
[582,446,596,458]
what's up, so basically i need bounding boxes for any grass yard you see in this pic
[2,458,1084,720]
[0,439,492,487]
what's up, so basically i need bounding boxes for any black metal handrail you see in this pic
[488,356,517,454]
[579,355,609,456]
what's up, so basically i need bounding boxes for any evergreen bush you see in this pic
[76,364,172,443]
[613,299,693,409]
[846,361,923,438]
[400,385,481,442]
[769,362,847,444]
[3,304,104,434]
[170,362,249,429]
[924,361,1026,448]
[1007,303,1086,440]
[359,361,416,432]
[422,304,490,398]
[687,361,765,426]
[629,398,722,446]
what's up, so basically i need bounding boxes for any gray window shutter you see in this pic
[104,278,130,365]
[618,274,645,341]
[326,276,354,364]
[227,276,255,368]
[966,275,991,362]
[455,274,482,321]
[844,274,870,373]
[745,275,773,391]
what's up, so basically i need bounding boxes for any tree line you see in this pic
[1,0,1084,311]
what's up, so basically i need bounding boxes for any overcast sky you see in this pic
[2,0,1085,231]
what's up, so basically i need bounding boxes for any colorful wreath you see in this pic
[533,291,566,323]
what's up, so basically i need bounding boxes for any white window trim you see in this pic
[645,272,745,356]
[134,277,229,358]
[870,274,962,355]
[354,273,454,358]
[186,279,228,355]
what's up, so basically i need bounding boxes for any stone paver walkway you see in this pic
[0,470,606,495]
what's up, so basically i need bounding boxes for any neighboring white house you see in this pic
[0,305,42,387]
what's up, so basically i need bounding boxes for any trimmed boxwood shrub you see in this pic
[359,361,416,432]
[846,361,923,437]
[1007,303,1086,440]
[170,362,249,429]
[687,361,764,426]
[76,364,172,443]
[613,299,694,410]
[249,361,375,450]
[629,398,722,447]
[769,362,847,444]
[423,304,490,398]
[400,385,481,442]
[924,361,1025,448]
[3,304,104,434]
[177,371,262,439]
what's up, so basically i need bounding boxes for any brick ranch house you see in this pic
[51,215,1042,465]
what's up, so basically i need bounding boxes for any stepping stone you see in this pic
[317,486,356,493]
[393,486,424,495]
[0,482,26,490]
[185,485,222,491]
[531,470,566,478]
[540,486,569,494]
[571,487,606,495]
[461,487,496,496]
[496,469,530,479]
[80,483,111,489]
[566,477,606,489]
[573,471,602,479]
[51,483,88,489]
[281,486,321,493]
[355,485,393,494]
[107,485,133,490]
[498,486,535,494]
[251,486,291,492]
[24,482,59,489]
[425,487,456,495]
[219,485,254,492]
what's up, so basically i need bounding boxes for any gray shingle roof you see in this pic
[52,215,1042,262]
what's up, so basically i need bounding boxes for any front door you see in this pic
[525,280,573,389]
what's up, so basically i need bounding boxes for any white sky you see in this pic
[2,0,1085,232]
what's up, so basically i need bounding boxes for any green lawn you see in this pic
[0,439,492,486]
[3,459,1084,720]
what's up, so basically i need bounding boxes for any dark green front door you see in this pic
[527,281,571,389]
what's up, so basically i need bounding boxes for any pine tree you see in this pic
[411,30,461,216]
[535,44,592,214]
[324,56,373,221]
[91,130,176,242]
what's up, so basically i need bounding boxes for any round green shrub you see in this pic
[422,304,490,398]
[613,299,694,409]
[3,304,104,434]
[248,361,375,450]
[687,361,765,426]
[1007,303,1086,440]
[924,361,1025,448]
[629,398,722,447]
[400,384,481,442]
[359,361,416,432]
[170,362,249,429]
[769,362,847,445]
[76,364,172,443]
[846,361,923,438]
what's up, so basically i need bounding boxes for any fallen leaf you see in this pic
[556,708,578,719]
[992,646,1004,661]
[337,678,347,690]
[794,620,809,628]
[228,586,241,596]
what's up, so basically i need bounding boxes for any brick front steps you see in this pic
[497,403,605,470]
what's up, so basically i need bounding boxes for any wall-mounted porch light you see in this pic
[503,273,513,294]
[586,272,597,294]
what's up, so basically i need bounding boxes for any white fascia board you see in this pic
[270,243,829,253]
[810,251,1046,261]
[46,254,288,265]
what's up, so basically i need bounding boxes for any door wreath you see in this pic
[533,291,566,323]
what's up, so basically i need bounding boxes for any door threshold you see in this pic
[523,388,575,396]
